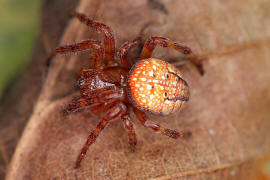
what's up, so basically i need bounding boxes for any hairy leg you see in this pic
[64,97,99,115]
[121,112,137,151]
[47,39,105,69]
[74,12,116,66]
[90,90,124,114]
[117,37,141,68]
[133,108,191,139]
[90,100,118,115]
[64,89,123,115]
[75,102,127,168]
[140,36,204,75]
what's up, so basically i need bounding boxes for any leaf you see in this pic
[4,0,270,179]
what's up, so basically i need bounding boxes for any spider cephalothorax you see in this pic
[48,12,204,168]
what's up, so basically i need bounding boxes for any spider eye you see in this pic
[163,92,168,97]
[166,73,169,78]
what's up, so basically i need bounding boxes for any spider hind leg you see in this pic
[121,112,137,151]
[134,108,191,139]
[75,102,127,168]
[140,36,204,75]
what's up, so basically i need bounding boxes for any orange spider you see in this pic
[48,12,204,168]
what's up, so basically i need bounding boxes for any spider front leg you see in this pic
[47,39,105,69]
[75,102,126,168]
[64,97,97,115]
[140,36,204,75]
[117,37,141,68]
[121,112,137,151]
[134,108,191,139]
[65,89,123,115]
[74,12,116,66]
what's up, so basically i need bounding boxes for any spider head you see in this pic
[127,58,189,115]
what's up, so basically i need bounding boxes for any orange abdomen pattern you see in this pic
[128,59,189,115]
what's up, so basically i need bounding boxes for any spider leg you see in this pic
[121,112,137,151]
[90,102,114,115]
[73,12,116,66]
[90,98,121,115]
[117,37,141,68]
[134,108,191,139]
[65,89,123,115]
[64,97,99,115]
[140,36,204,75]
[89,90,124,115]
[47,39,105,69]
[75,102,126,168]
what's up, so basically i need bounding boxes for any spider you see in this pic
[48,12,204,168]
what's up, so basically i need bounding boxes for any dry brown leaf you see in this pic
[4,0,270,179]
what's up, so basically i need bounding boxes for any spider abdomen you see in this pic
[128,58,189,115]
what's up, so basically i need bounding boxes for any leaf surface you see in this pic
[5,0,270,179]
